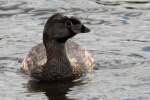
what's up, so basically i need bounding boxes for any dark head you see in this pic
[43,13,90,43]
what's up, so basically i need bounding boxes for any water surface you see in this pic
[0,0,150,100]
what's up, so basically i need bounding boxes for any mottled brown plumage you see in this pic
[21,13,94,81]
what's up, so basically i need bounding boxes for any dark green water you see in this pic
[0,0,150,100]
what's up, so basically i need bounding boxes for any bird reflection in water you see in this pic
[26,80,82,100]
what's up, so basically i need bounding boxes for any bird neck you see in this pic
[43,35,70,65]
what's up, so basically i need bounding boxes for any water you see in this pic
[0,0,150,100]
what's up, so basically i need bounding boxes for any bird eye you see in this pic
[65,20,72,28]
